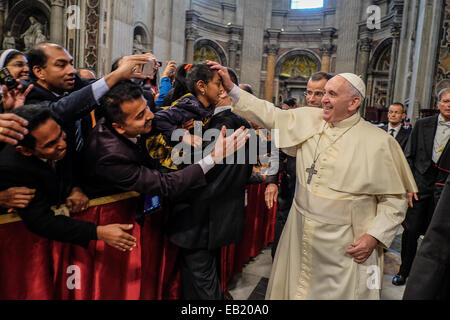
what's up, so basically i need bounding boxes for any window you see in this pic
[291,0,324,10]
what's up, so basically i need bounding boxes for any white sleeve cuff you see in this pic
[197,154,216,174]
[229,85,242,104]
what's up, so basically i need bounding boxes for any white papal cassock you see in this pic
[230,88,418,300]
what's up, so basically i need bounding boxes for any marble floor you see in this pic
[228,230,408,300]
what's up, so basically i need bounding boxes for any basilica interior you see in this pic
[0,0,448,124]
[0,0,448,302]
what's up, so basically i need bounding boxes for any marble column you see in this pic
[0,1,5,49]
[335,0,362,73]
[358,37,372,118]
[265,44,279,103]
[320,28,336,73]
[387,22,401,105]
[227,40,238,70]
[320,47,333,73]
[358,38,372,83]
[185,26,198,64]
[407,0,444,122]
[50,0,65,45]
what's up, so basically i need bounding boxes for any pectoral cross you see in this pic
[306,163,318,185]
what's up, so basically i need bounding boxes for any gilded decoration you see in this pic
[280,55,318,79]
[194,45,220,63]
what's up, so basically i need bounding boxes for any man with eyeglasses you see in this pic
[381,103,410,150]
[303,72,333,108]
[393,88,450,286]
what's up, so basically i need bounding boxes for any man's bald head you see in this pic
[27,42,77,94]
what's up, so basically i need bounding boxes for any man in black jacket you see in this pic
[393,88,450,286]
[81,81,248,210]
[0,105,137,250]
[381,103,411,150]
[403,176,450,300]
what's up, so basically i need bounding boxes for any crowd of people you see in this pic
[0,42,449,300]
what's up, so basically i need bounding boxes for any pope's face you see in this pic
[321,76,361,123]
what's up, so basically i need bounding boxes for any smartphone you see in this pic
[143,194,161,214]
[141,59,156,78]
[0,68,18,90]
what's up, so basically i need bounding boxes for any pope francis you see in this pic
[209,61,418,300]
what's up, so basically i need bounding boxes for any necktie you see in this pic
[75,120,84,152]
[390,129,395,137]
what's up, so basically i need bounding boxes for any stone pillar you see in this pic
[265,44,279,103]
[393,0,411,102]
[185,26,198,64]
[50,0,65,45]
[227,40,238,69]
[334,0,362,73]
[358,37,372,83]
[0,1,5,49]
[320,46,335,73]
[320,28,336,73]
[185,10,201,64]
[407,0,444,122]
[387,22,402,105]
[358,37,372,118]
[240,0,268,97]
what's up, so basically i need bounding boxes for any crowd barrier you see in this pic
[0,183,277,300]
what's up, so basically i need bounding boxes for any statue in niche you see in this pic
[2,31,16,49]
[34,27,48,45]
[21,17,45,50]
[133,35,144,54]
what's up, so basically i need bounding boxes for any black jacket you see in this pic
[382,124,411,150]
[81,118,207,200]
[405,115,440,191]
[403,175,450,300]
[167,109,254,250]
[0,144,97,247]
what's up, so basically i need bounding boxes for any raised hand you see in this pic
[211,126,250,164]
[0,113,29,146]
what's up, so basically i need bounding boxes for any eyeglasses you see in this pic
[304,91,324,97]
[439,99,450,104]
[7,62,28,68]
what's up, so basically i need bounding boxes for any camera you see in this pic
[0,67,18,90]
[138,59,162,79]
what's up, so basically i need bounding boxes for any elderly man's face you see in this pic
[321,76,361,123]
[438,91,450,121]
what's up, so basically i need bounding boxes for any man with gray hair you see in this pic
[393,87,450,286]
[209,60,417,300]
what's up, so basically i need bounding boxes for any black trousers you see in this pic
[179,248,223,300]
[399,191,437,277]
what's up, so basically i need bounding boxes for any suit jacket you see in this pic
[81,118,207,200]
[405,115,439,191]
[403,175,450,300]
[168,109,254,250]
[382,124,410,150]
[0,145,97,248]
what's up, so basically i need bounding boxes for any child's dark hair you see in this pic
[185,63,217,95]
[163,64,190,106]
